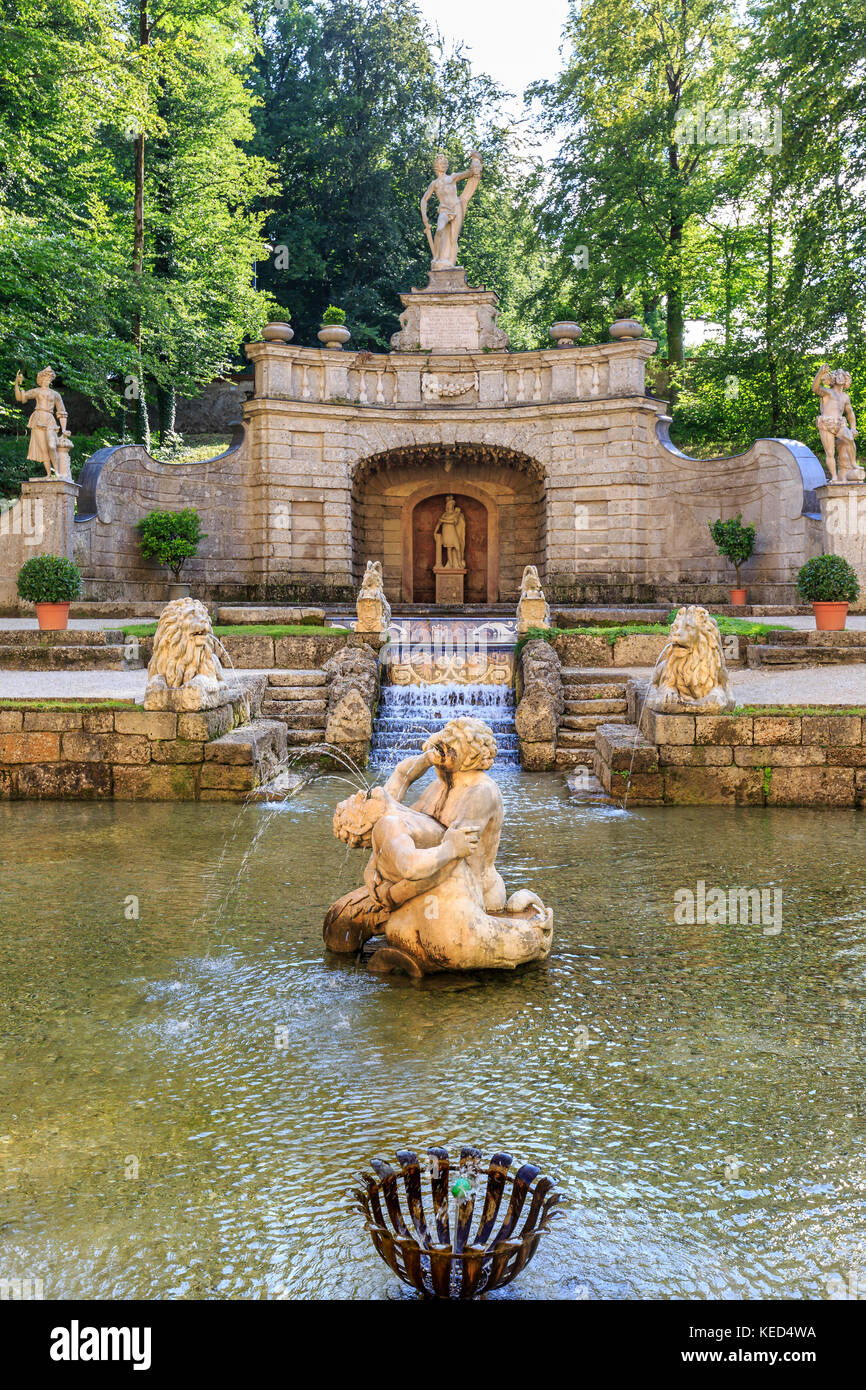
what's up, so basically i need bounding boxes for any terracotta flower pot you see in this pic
[812,601,849,631]
[729,588,747,605]
[35,602,70,631]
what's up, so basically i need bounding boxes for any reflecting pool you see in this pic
[0,771,864,1299]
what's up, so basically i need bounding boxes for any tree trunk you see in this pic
[765,209,780,433]
[157,384,176,442]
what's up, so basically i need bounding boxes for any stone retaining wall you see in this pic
[0,676,282,800]
[592,681,866,806]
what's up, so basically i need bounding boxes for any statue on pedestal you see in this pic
[420,152,482,270]
[13,368,69,478]
[433,495,466,570]
[812,364,862,482]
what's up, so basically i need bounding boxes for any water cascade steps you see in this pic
[372,683,519,768]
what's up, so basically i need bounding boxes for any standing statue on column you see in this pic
[13,368,70,478]
[420,151,482,270]
[434,494,466,570]
[812,364,861,481]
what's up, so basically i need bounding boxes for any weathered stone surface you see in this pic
[751,715,800,745]
[694,716,754,745]
[658,744,733,766]
[115,710,178,739]
[520,740,556,771]
[613,633,668,665]
[218,633,274,668]
[827,746,866,766]
[177,705,235,741]
[326,686,372,744]
[0,731,60,762]
[552,633,612,667]
[0,768,12,797]
[323,644,379,746]
[216,605,325,625]
[516,639,563,762]
[0,710,24,731]
[766,766,856,807]
[22,710,84,731]
[641,711,695,744]
[17,762,112,799]
[734,745,827,767]
[595,721,658,773]
[267,669,327,687]
[274,633,351,669]
[150,739,206,763]
[82,710,115,732]
[61,732,151,765]
[800,715,862,746]
[663,766,765,805]
[199,763,254,790]
[113,765,198,800]
[608,769,665,803]
[205,720,287,767]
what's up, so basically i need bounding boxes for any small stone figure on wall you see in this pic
[516,564,550,635]
[355,559,391,637]
[13,367,70,478]
[433,495,466,570]
[420,152,482,270]
[812,364,862,482]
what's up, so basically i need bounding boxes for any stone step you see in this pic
[747,644,866,668]
[283,729,328,746]
[200,719,288,794]
[565,768,617,803]
[563,698,628,716]
[560,712,628,732]
[0,644,140,670]
[560,667,626,684]
[563,683,628,702]
[595,721,659,773]
[267,669,328,687]
[262,693,327,711]
[262,706,326,730]
[556,730,597,748]
[554,748,595,768]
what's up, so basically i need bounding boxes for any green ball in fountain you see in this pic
[351,1146,565,1299]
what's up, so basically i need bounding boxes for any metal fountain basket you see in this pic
[351,1146,565,1298]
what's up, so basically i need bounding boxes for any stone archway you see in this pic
[351,443,545,603]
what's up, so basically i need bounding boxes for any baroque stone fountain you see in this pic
[323,716,553,976]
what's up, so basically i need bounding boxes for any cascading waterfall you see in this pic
[372,682,519,767]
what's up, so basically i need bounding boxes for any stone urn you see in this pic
[261,321,294,344]
[610,317,644,340]
[317,324,351,350]
[549,320,581,348]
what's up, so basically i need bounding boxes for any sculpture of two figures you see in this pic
[323,716,553,976]
[421,152,483,270]
[13,368,73,479]
[433,495,466,570]
[813,364,863,482]
[647,605,735,714]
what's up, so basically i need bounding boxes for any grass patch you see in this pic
[0,700,136,711]
[732,704,866,717]
[120,622,352,639]
[518,613,792,658]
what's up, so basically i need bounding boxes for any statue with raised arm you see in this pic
[812,364,861,481]
[322,717,553,975]
[420,151,483,270]
[13,367,69,478]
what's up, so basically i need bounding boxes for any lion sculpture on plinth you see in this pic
[143,597,228,711]
[647,604,734,714]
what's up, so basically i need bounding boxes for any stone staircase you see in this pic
[747,629,866,668]
[0,628,141,670]
[555,668,630,769]
[261,669,328,752]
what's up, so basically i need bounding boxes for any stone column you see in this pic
[21,478,79,559]
[817,482,866,609]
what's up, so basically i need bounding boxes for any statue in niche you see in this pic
[13,367,70,478]
[433,494,466,570]
[812,364,862,481]
[420,151,482,270]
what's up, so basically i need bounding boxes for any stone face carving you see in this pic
[144,597,229,711]
[323,717,553,974]
[813,364,863,482]
[647,605,735,714]
[515,638,563,770]
[516,564,551,635]
[420,152,482,270]
[355,559,391,636]
[433,495,466,570]
[13,368,71,478]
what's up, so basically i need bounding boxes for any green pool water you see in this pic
[0,773,864,1299]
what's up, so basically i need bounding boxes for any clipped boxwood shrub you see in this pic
[137,508,206,581]
[16,553,82,603]
[321,305,346,325]
[796,553,860,604]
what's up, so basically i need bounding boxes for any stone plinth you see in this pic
[434,565,466,604]
[390,268,509,354]
[818,481,866,610]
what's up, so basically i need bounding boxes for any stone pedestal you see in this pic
[434,565,466,604]
[390,267,509,354]
[22,478,79,559]
[517,595,550,636]
[818,480,866,610]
